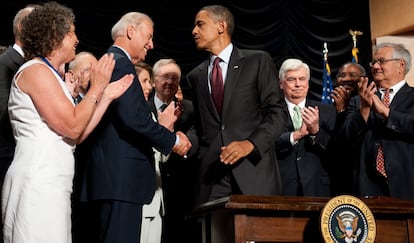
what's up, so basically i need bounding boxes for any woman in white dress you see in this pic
[1,2,133,243]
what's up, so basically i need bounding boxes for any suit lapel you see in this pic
[390,83,410,108]
[6,47,24,69]
[198,60,221,119]
[148,96,157,117]
[222,48,242,117]
[283,101,294,130]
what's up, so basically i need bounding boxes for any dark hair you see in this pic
[338,62,366,77]
[200,5,234,37]
[21,1,75,60]
[135,62,154,84]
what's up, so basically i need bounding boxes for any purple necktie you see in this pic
[210,57,224,115]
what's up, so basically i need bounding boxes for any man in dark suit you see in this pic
[344,42,414,200]
[328,62,366,196]
[187,5,287,205]
[275,58,337,197]
[0,5,37,190]
[0,7,38,242]
[148,58,198,243]
[80,12,191,243]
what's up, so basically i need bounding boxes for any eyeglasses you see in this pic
[336,72,361,79]
[369,58,400,67]
[155,74,180,83]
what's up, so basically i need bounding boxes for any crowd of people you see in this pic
[0,2,413,243]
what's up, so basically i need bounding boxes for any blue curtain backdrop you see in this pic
[0,0,372,101]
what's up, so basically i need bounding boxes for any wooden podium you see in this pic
[189,195,414,243]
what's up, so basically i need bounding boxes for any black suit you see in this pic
[187,46,287,205]
[344,83,414,200]
[328,104,361,196]
[0,45,24,243]
[80,46,176,243]
[276,99,336,197]
[148,96,199,243]
[0,46,23,178]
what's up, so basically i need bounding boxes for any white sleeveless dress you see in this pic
[2,59,76,243]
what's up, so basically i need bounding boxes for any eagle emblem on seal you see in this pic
[335,211,362,242]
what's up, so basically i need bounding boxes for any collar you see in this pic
[285,98,306,110]
[210,43,233,65]
[13,43,24,57]
[154,95,168,110]
[112,45,131,61]
[380,80,406,94]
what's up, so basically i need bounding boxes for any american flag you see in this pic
[321,42,333,104]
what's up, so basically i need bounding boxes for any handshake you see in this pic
[173,131,192,157]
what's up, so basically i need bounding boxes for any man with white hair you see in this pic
[276,58,336,197]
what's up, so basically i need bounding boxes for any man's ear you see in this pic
[218,21,226,34]
[127,25,134,40]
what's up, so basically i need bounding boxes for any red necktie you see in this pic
[210,57,224,115]
[376,88,390,177]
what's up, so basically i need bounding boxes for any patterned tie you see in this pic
[292,105,302,130]
[210,57,224,115]
[376,88,390,177]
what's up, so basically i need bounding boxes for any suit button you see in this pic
[221,125,225,130]
[296,157,301,161]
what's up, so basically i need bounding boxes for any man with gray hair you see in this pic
[0,5,39,241]
[149,58,198,243]
[344,42,414,200]
[80,12,192,243]
[275,58,336,197]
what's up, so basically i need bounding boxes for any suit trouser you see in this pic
[94,200,143,243]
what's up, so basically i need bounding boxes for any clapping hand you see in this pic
[101,74,134,102]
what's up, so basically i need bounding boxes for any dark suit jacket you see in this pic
[344,83,414,200]
[148,97,196,143]
[328,97,361,196]
[275,99,336,197]
[186,46,288,204]
[148,96,199,241]
[80,46,176,204]
[0,46,23,158]
[0,46,23,187]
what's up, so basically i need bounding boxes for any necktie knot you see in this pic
[213,57,221,66]
[381,88,391,107]
[159,103,168,111]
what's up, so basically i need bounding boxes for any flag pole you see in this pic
[349,29,363,63]
[321,42,333,104]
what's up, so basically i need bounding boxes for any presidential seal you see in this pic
[320,195,376,243]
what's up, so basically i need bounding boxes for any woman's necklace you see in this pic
[39,56,64,80]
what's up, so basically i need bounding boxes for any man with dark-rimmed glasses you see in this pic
[343,42,414,200]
